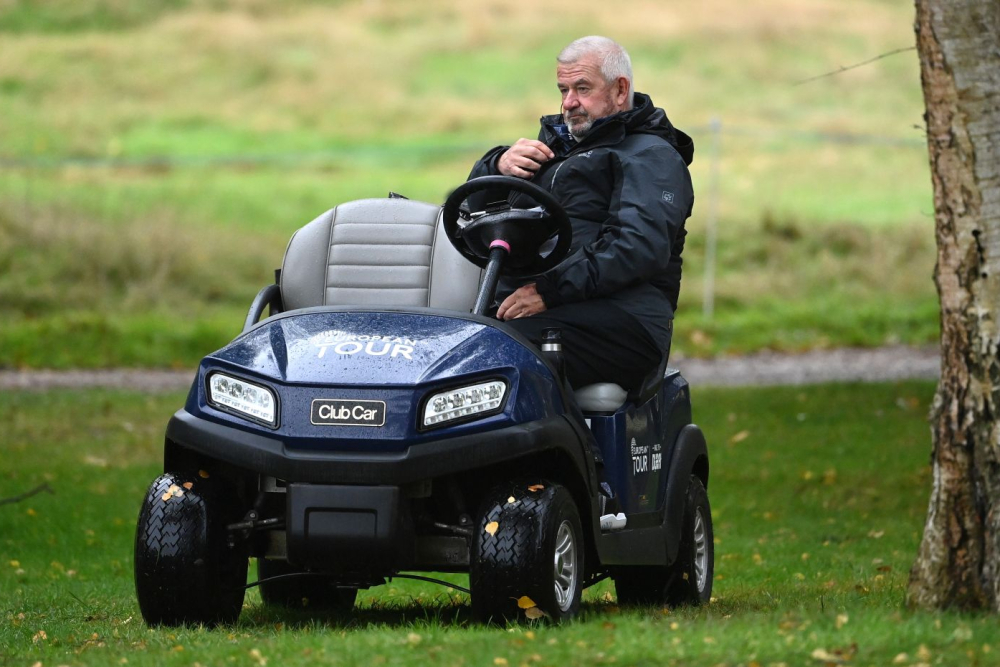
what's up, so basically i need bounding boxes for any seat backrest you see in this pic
[280,198,481,312]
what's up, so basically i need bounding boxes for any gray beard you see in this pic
[568,121,592,142]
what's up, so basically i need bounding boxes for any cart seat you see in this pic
[574,383,628,412]
[575,350,670,413]
[280,198,482,312]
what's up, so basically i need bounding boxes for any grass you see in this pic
[0,0,938,368]
[3,381,999,666]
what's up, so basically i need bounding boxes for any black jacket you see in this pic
[467,92,694,350]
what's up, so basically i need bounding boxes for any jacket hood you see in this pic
[541,92,694,166]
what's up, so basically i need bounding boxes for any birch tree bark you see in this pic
[907,0,1000,610]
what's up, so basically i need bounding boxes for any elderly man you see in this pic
[468,36,694,392]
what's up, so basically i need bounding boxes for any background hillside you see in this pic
[0,0,935,368]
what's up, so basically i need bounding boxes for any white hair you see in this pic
[557,36,634,109]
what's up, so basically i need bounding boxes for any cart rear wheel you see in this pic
[257,559,357,612]
[470,480,583,623]
[134,473,248,626]
[614,475,713,607]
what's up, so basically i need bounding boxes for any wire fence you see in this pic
[0,125,926,170]
[0,121,930,319]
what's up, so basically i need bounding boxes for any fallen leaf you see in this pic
[249,648,267,666]
[199,470,210,478]
[836,613,848,629]
[810,648,844,663]
[406,632,422,646]
[485,521,499,536]
[689,329,712,346]
[507,496,516,504]
[729,430,750,444]
[494,658,509,666]
[868,530,885,539]
[517,596,537,609]
[9,560,19,568]
[527,484,545,492]
[524,607,546,620]
[163,485,185,502]
[892,653,908,664]
[917,645,931,661]
[32,630,47,643]
[182,482,194,490]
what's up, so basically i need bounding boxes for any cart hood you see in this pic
[204,309,528,386]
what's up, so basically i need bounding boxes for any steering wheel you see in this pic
[442,175,572,278]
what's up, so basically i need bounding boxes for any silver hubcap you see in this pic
[693,508,708,592]
[553,520,578,611]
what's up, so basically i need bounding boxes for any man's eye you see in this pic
[578,88,589,94]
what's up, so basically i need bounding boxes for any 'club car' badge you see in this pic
[310,399,386,427]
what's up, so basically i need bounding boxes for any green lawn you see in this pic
[0,0,940,368]
[3,381,998,666]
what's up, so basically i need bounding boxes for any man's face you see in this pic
[557,55,628,139]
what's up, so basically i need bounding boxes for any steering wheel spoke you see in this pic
[442,176,572,278]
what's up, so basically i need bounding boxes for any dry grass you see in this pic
[0,201,276,316]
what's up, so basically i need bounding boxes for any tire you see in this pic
[470,480,584,623]
[257,558,357,612]
[134,472,248,626]
[614,475,713,607]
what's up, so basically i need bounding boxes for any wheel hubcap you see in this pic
[693,508,708,592]
[553,520,577,611]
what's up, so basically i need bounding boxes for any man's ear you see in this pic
[614,77,630,108]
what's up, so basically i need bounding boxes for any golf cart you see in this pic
[133,176,713,624]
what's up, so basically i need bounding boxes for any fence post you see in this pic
[703,116,721,320]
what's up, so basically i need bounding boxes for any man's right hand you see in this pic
[497,139,555,179]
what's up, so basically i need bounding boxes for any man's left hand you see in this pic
[497,283,547,320]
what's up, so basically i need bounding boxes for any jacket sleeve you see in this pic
[468,146,508,179]
[533,145,693,307]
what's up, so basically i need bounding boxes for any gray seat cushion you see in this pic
[280,198,481,312]
[574,383,628,413]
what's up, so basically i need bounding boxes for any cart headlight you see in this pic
[208,373,277,426]
[423,380,507,427]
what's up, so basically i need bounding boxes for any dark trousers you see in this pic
[502,299,664,391]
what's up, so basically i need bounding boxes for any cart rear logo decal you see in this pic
[311,399,386,427]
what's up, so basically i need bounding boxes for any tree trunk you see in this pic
[907,0,1000,610]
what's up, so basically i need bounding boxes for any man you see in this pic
[468,36,694,392]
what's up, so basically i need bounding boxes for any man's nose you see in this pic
[564,92,580,109]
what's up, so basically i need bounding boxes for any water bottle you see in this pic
[541,328,565,381]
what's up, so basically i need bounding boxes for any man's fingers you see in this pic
[512,144,553,165]
[515,139,555,160]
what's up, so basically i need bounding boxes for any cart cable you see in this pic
[244,571,470,595]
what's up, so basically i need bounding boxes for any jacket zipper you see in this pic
[549,159,569,194]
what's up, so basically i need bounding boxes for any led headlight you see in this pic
[208,372,277,426]
[423,380,507,427]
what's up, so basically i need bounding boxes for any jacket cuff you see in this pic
[534,276,563,309]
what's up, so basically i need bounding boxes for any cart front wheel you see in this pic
[134,472,248,626]
[470,480,583,623]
